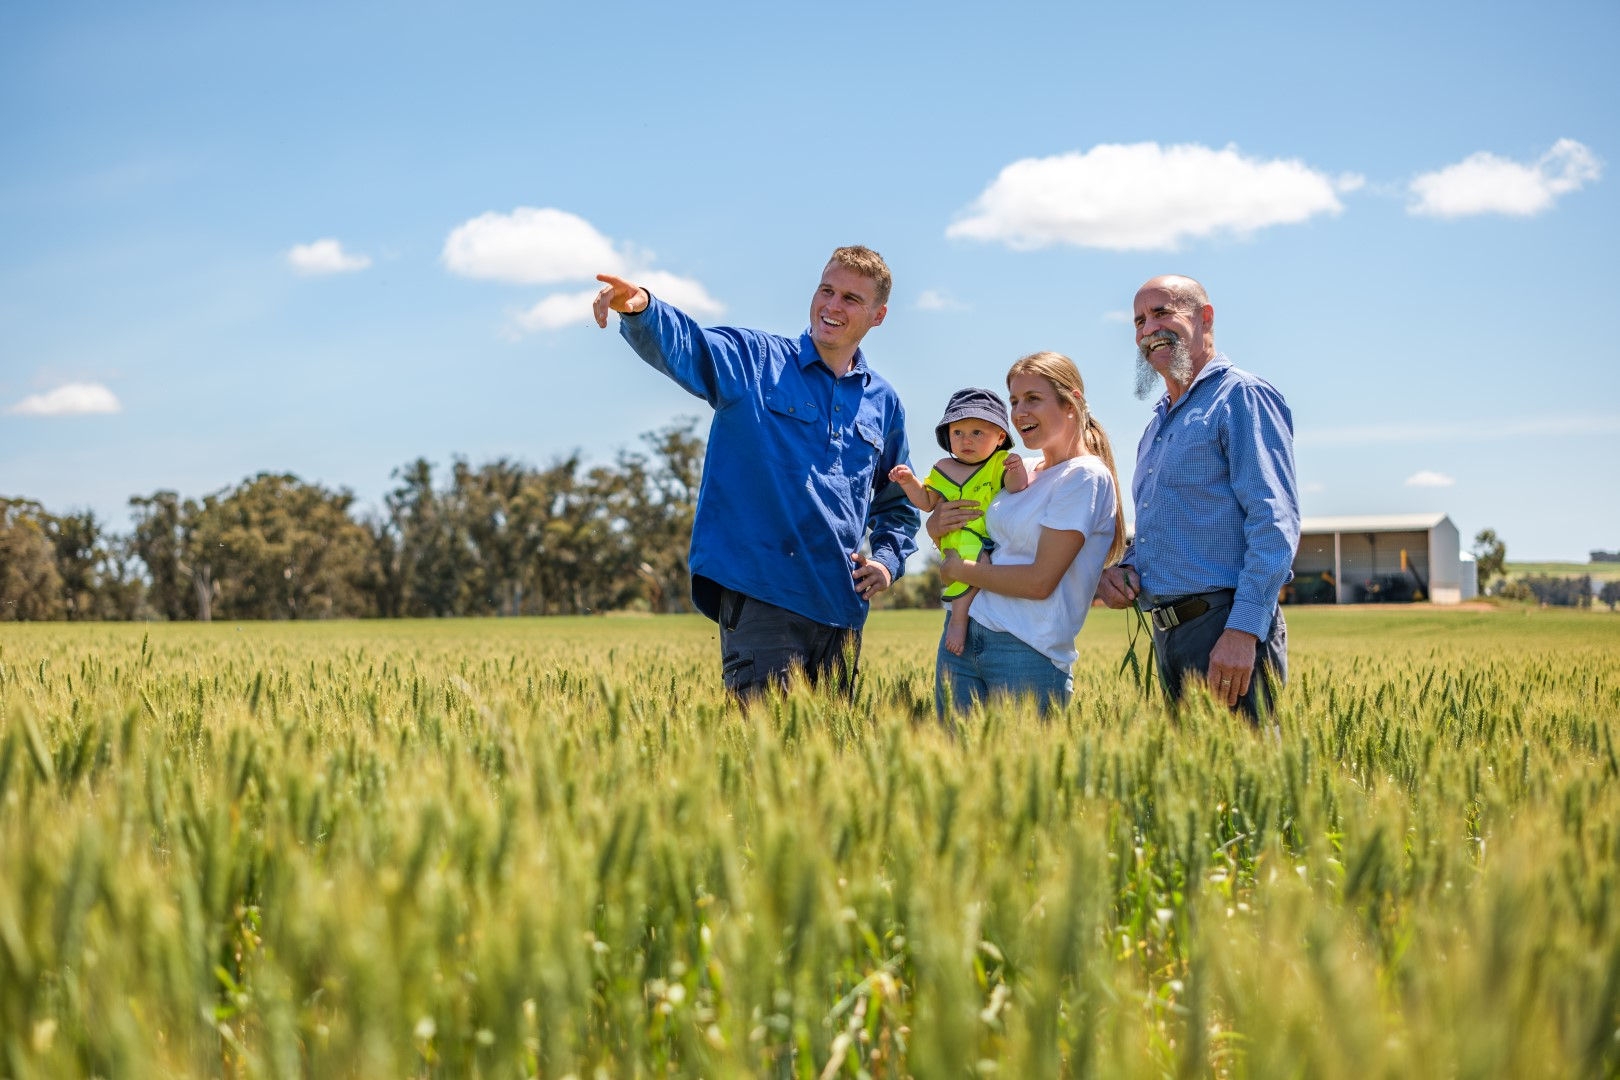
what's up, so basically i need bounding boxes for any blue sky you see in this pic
[3,1,1615,562]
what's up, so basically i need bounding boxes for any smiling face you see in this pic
[809,263,887,363]
[1006,372,1080,458]
[1133,278,1212,393]
[946,419,1007,466]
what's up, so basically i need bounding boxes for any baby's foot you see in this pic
[945,617,968,656]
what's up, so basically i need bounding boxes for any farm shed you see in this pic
[1289,513,1473,605]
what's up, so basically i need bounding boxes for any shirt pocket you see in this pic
[760,382,819,468]
[849,419,884,491]
[1160,412,1225,486]
[763,388,818,424]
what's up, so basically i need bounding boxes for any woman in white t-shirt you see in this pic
[929,351,1126,719]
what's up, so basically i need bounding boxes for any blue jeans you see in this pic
[935,616,1073,722]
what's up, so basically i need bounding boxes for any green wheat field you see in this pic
[2,606,1618,1078]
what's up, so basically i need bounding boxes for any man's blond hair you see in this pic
[827,245,892,307]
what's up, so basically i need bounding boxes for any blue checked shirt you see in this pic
[1125,354,1299,638]
[619,294,918,629]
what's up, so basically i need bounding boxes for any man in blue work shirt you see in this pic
[592,246,919,699]
[1095,275,1299,718]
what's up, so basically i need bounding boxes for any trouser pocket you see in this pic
[722,589,747,633]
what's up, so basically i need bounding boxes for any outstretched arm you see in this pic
[888,464,942,513]
[593,274,649,327]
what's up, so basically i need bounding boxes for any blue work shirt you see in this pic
[619,294,919,628]
[1126,354,1299,638]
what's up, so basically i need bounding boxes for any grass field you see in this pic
[2,607,1618,1077]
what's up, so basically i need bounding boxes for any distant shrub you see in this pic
[1518,574,1594,608]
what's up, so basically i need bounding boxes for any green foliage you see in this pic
[1517,574,1596,608]
[8,419,708,623]
[877,552,944,610]
[0,609,1617,1076]
[1472,528,1507,592]
[373,419,703,619]
[0,499,65,621]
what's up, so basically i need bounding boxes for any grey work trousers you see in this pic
[1152,593,1287,721]
[718,587,860,701]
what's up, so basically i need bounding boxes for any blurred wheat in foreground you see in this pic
[1,607,1617,1078]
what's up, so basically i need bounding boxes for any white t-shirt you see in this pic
[970,454,1118,671]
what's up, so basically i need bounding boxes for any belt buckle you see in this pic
[1150,603,1180,632]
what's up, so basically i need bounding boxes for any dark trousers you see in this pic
[1152,596,1287,720]
[718,587,860,701]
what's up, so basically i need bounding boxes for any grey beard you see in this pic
[1134,336,1195,399]
[1133,355,1159,399]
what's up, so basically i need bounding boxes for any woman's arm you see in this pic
[941,527,1084,600]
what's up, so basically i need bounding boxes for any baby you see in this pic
[889,388,1028,655]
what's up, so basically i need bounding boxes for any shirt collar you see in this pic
[1153,351,1230,417]
[798,330,871,383]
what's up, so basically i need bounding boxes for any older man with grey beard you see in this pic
[1095,275,1300,719]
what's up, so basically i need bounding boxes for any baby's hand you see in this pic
[1003,453,1029,492]
[889,464,916,485]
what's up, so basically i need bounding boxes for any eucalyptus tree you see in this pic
[0,498,65,621]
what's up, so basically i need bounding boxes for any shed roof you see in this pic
[1300,513,1452,534]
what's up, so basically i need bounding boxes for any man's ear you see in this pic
[872,304,888,328]
[1200,304,1214,330]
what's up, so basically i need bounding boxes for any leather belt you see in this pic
[1147,590,1233,632]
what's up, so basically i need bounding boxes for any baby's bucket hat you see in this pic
[935,388,1013,452]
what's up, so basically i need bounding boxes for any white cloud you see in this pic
[1101,309,1132,324]
[513,272,723,332]
[514,289,604,332]
[443,207,624,283]
[947,142,1363,252]
[1408,139,1601,218]
[445,206,723,333]
[635,271,724,317]
[916,289,963,311]
[1406,470,1456,488]
[9,382,122,417]
[1300,481,1327,495]
[287,238,371,275]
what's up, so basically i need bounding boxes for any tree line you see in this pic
[1472,528,1618,610]
[1,421,716,622]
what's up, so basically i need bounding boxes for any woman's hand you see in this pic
[925,498,980,543]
